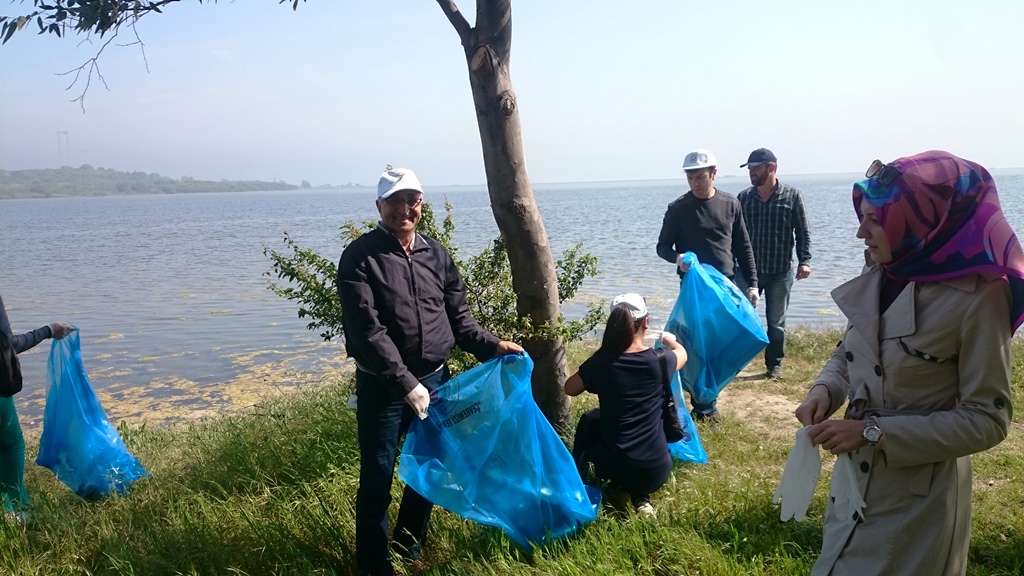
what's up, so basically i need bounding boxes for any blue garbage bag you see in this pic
[666,252,769,406]
[36,330,150,499]
[398,352,599,549]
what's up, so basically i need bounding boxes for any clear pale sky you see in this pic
[1,0,1022,186]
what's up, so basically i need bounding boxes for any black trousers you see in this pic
[571,408,672,497]
[355,367,449,576]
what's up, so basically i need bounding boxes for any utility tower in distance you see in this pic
[57,131,71,167]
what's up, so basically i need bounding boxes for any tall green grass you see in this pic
[1,332,1021,575]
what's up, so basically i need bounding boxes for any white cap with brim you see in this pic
[682,149,717,171]
[377,167,423,200]
[611,293,648,320]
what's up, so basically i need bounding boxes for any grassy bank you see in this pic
[2,331,1022,575]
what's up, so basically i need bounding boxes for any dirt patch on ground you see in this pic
[715,376,802,440]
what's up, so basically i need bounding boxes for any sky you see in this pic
[1,0,1022,187]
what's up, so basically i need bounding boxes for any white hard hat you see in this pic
[682,149,717,171]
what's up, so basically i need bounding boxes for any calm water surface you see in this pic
[3,171,1022,427]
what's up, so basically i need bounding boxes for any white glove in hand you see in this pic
[404,383,430,420]
[773,426,821,522]
[746,287,759,308]
[675,253,690,272]
[830,455,867,522]
[659,331,677,345]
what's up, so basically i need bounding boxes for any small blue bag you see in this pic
[666,252,769,406]
[398,353,599,549]
[36,330,149,499]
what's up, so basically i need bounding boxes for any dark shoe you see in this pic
[690,409,721,423]
[392,541,422,562]
[767,366,783,380]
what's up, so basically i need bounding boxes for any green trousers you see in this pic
[0,396,28,511]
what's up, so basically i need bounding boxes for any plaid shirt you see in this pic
[737,182,812,276]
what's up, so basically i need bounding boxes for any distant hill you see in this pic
[0,166,299,199]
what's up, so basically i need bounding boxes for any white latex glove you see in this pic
[773,427,821,522]
[746,287,759,308]
[659,331,677,345]
[404,383,430,420]
[675,253,690,273]
[830,455,867,522]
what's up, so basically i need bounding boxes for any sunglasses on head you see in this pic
[865,159,903,187]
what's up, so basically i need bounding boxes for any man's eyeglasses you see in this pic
[382,194,423,208]
[865,159,903,187]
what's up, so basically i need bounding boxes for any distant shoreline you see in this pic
[0,166,299,200]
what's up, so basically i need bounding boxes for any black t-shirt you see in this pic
[579,348,675,468]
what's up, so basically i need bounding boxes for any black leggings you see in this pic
[571,408,672,497]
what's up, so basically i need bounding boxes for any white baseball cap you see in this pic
[377,167,423,200]
[610,293,648,320]
[682,149,717,171]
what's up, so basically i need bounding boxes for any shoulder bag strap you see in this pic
[653,347,670,393]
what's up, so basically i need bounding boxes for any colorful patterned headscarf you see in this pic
[852,150,1024,331]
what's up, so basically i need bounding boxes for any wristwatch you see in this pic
[862,419,882,446]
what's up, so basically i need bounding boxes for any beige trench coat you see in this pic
[811,266,1013,576]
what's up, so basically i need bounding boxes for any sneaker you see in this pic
[632,496,656,517]
[690,409,721,423]
[767,366,783,380]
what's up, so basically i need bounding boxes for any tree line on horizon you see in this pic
[0,165,300,199]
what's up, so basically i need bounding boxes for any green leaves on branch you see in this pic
[263,201,603,376]
[0,1,308,45]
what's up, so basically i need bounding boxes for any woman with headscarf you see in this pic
[565,293,687,516]
[0,295,73,522]
[795,151,1022,575]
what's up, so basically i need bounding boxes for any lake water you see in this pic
[3,170,1023,428]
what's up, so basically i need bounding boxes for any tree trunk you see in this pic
[437,0,570,432]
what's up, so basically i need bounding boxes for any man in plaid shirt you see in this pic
[736,148,812,380]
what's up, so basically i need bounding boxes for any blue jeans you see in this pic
[738,270,794,370]
[355,366,449,576]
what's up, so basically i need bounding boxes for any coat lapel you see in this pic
[831,268,882,358]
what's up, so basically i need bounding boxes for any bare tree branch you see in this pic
[57,33,119,112]
[435,0,472,47]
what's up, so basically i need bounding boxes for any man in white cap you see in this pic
[656,149,758,422]
[336,166,523,575]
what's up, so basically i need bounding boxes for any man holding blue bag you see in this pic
[337,166,522,576]
[656,149,759,421]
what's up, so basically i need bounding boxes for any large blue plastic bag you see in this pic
[36,330,149,499]
[666,252,768,406]
[398,352,599,549]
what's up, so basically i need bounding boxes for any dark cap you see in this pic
[740,148,777,168]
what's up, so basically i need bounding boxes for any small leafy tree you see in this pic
[263,201,603,377]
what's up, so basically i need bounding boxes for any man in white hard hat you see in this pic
[337,166,523,575]
[656,149,758,421]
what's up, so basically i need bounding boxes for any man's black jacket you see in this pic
[336,226,498,400]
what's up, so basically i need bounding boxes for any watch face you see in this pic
[864,425,882,443]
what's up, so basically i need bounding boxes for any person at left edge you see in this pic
[336,166,523,576]
[1,294,74,523]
